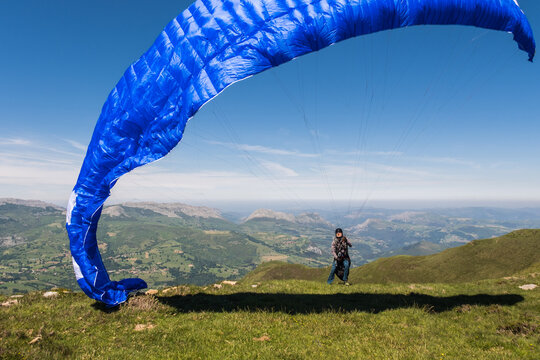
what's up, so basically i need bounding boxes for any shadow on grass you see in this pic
[154,292,524,314]
[91,302,121,313]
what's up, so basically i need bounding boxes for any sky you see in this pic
[1,0,539,211]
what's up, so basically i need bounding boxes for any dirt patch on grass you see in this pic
[497,322,538,336]
[134,323,155,331]
[486,305,503,313]
[123,294,164,312]
[253,335,271,342]
[456,304,473,313]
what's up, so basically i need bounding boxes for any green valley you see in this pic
[2,198,540,296]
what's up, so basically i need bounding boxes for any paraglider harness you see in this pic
[334,256,350,281]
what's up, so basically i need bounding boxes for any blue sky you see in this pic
[1,0,539,210]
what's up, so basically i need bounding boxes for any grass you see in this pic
[1,228,538,358]
[1,271,539,359]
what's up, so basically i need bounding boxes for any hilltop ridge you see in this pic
[0,198,63,211]
[106,202,224,219]
[243,209,332,226]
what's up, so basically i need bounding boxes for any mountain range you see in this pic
[2,198,540,294]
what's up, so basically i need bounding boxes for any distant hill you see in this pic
[0,201,329,295]
[346,216,510,254]
[117,202,224,219]
[244,209,332,226]
[241,209,333,237]
[244,209,297,223]
[242,229,540,284]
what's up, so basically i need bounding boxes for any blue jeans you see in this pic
[327,259,350,284]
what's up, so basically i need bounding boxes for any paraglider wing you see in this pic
[66,0,535,306]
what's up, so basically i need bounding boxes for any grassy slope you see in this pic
[380,240,446,257]
[1,231,539,359]
[356,229,540,283]
[243,229,540,284]
[1,272,538,359]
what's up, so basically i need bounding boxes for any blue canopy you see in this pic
[66,0,535,306]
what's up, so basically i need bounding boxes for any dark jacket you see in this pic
[331,236,352,261]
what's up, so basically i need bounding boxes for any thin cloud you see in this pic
[408,155,479,168]
[0,164,77,185]
[207,140,318,158]
[260,160,299,177]
[326,149,404,157]
[36,145,82,158]
[1,137,537,204]
[3,159,539,203]
[65,139,87,152]
[0,138,82,158]
[323,162,432,178]
[0,152,77,166]
[0,138,32,146]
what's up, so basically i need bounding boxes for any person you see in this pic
[327,228,352,285]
